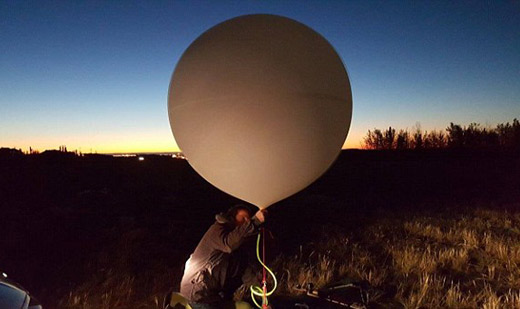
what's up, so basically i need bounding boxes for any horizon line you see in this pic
[1,147,362,156]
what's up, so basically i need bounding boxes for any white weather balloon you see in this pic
[168,14,352,209]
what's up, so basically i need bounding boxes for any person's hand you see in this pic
[254,209,268,223]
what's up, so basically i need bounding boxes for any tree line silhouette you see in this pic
[363,118,520,150]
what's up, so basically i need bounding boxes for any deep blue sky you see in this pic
[1,1,519,152]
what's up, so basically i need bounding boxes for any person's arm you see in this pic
[216,211,265,253]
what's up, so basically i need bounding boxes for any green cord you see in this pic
[250,232,277,308]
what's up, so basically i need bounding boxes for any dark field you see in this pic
[1,149,519,308]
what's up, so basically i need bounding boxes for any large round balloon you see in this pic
[168,14,352,209]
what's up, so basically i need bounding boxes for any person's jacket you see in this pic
[180,213,261,304]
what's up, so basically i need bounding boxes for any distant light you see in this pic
[138,156,144,161]
[2,272,7,278]
[172,153,186,160]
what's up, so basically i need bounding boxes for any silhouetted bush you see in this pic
[0,147,23,157]
[424,130,447,149]
[396,130,410,149]
[412,128,423,149]
[363,119,519,150]
[496,118,520,149]
[363,129,384,150]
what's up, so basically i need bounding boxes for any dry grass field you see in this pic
[275,203,520,308]
[2,149,518,308]
[57,202,520,308]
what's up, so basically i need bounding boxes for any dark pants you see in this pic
[190,301,246,309]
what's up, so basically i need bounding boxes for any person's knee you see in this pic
[220,300,253,309]
[234,301,253,309]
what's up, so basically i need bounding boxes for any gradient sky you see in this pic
[1,1,519,153]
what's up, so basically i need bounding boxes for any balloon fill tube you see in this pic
[250,229,277,308]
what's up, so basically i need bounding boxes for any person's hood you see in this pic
[215,212,232,224]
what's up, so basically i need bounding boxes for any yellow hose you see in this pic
[250,232,277,308]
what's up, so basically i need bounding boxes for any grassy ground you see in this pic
[2,150,518,308]
[275,203,520,308]
[57,202,520,308]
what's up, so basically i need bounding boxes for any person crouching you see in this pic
[180,204,267,309]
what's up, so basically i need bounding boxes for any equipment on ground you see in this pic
[293,282,369,309]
